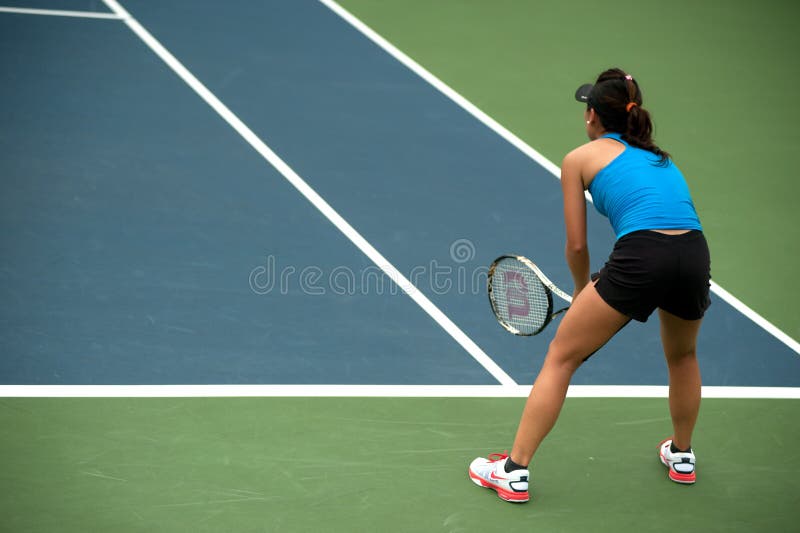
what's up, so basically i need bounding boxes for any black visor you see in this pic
[575,83,593,104]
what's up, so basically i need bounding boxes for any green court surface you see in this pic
[2,398,798,532]
[338,0,800,340]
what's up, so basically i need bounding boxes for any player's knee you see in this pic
[665,346,697,364]
[545,339,584,371]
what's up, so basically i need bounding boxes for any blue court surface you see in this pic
[1,0,798,390]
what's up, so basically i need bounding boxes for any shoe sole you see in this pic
[658,439,696,484]
[468,470,529,503]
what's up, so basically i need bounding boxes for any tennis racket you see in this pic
[487,255,573,336]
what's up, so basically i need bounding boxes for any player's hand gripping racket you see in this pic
[488,255,573,336]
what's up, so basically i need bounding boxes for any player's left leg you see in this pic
[509,282,629,466]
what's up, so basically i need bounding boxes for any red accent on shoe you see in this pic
[668,470,696,484]
[469,470,529,502]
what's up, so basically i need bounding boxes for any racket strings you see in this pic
[490,259,551,335]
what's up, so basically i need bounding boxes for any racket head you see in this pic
[487,255,554,336]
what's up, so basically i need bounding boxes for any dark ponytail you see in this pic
[588,68,670,165]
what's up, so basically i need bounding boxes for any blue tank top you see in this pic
[587,133,702,239]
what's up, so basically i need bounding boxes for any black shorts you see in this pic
[594,230,711,322]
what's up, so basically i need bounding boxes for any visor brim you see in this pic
[575,83,593,103]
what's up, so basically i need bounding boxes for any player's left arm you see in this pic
[561,149,590,298]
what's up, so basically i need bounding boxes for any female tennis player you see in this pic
[469,68,711,502]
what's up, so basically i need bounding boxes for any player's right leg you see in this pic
[657,308,703,484]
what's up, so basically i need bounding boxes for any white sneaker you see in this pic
[468,453,529,502]
[659,438,696,484]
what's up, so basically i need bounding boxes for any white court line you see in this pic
[710,281,799,354]
[320,0,800,356]
[100,0,516,387]
[0,384,798,399]
[0,6,123,19]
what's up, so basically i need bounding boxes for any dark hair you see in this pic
[588,68,670,165]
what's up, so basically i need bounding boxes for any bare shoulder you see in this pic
[563,138,625,187]
[562,142,594,166]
